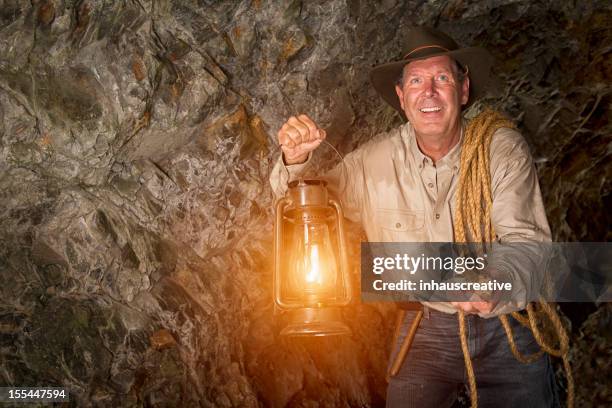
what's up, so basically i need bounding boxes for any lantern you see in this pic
[274,179,352,336]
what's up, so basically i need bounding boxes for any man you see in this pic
[270,27,558,407]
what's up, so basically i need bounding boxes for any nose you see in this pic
[424,77,437,96]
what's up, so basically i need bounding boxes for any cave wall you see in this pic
[0,0,609,407]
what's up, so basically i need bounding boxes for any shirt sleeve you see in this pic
[268,152,314,200]
[483,127,552,317]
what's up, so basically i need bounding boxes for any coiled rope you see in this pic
[453,108,574,408]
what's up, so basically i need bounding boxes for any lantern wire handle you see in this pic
[322,139,343,161]
[321,139,350,198]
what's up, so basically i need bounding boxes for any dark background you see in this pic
[0,0,609,406]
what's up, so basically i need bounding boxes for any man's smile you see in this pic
[419,106,442,113]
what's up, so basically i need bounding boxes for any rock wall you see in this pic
[0,0,609,407]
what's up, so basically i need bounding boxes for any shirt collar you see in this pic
[402,120,464,173]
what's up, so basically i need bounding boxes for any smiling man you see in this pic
[395,55,468,162]
[270,27,557,407]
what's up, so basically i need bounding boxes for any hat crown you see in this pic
[403,27,460,59]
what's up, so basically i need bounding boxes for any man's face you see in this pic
[395,55,469,139]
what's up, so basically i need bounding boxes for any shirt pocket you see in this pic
[376,208,425,241]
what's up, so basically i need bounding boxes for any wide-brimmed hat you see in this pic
[370,27,494,115]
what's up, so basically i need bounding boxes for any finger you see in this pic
[297,113,316,127]
[282,138,322,156]
[452,302,475,314]
[278,130,295,148]
[278,128,292,147]
[299,138,323,152]
[297,114,326,142]
[473,301,494,314]
[279,124,303,147]
[297,114,321,141]
[278,123,294,146]
[286,126,306,147]
[287,116,311,142]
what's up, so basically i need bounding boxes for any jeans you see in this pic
[386,309,560,408]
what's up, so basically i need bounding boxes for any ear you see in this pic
[460,76,470,106]
[395,85,405,111]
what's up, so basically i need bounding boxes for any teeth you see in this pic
[420,107,441,112]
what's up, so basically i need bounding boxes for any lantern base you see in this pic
[280,307,351,337]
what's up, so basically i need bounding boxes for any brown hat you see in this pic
[370,27,494,115]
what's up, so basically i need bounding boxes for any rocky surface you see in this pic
[0,0,609,407]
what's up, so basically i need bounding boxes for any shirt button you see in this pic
[396,222,402,228]
[428,182,434,188]
[435,213,440,219]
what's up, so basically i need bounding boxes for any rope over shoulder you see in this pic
[453,108,574,408]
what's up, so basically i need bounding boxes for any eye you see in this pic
[437,74,450,82]
[409,77,422,85]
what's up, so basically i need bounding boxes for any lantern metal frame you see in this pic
[273,179,352,336]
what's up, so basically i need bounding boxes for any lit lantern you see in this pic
[274,179,352,336]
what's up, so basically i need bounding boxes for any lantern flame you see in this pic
[305,245,321,283]
[288,223,338,298]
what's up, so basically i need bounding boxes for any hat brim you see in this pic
[370,47,494,118]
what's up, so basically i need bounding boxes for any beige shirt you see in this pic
[269,121,552,317]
